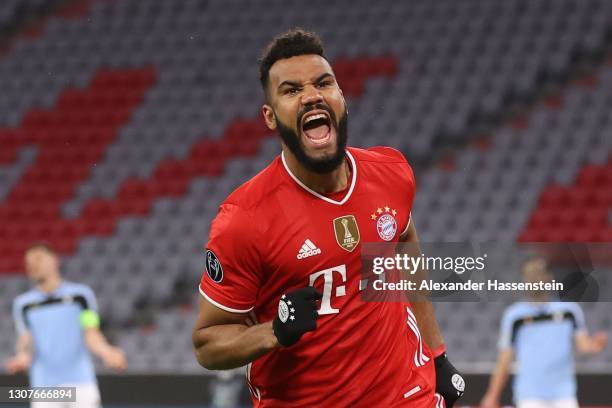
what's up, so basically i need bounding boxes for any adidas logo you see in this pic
[297,239,322,259]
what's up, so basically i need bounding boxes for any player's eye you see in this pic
[317,80,332,88]
[285,87,300,96]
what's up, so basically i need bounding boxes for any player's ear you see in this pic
[262,104,277,130]
[338,88,348,115]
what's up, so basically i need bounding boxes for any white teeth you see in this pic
[304,113,327,124]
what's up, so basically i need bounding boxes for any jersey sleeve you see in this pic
[12,297,27,336]
[199,203,262,313]
[498,307,517,350]
[565,302,587,333]
[399,165,415,237]
[79,285,99,312]
[368,146,417,235]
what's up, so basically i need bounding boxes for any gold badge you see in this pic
[333,215,360,252]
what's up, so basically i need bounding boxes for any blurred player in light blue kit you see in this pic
[481,255,608,408]
[4,243,128,408]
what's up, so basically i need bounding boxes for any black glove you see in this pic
[434,352,465,407]
[272,287,322,347]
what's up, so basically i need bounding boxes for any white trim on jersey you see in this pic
[281,150,357,206]
[246,362,261,401]
[406,307,430,367]
[199,285,253,313]
[400,212,412,237]
[403,385,421,399]
[434,392,446,408]
[359,279,368,291]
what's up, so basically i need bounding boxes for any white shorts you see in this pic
[31,383,101,408]
[518,398,579,408]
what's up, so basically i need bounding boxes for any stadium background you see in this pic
[0,0,610,406]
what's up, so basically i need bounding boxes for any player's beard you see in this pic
[276,104,348,174]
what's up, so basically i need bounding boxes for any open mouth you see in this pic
[301,111,332,145]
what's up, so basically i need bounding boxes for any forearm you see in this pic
[485,351,512,398]
[398,221,445,351]
[85,329,115,359]
[5,333,33,373]
[193,321,279,370]
[411,299,445,351]
[15,334,32,356]
[490,375,509,401]
[15,339,32,354]
[487,371,507,398]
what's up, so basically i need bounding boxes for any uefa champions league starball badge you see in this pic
[370,205,398,241]
[278,294,295,323]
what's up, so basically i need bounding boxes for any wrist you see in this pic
[269,334,280,349]
[434,351,466,404]
[431,344,446,359]
[16,351,32,363]
[99,345,116,360]
[262,321,281,350]
[485,389,500,400]
[485,384,501,398]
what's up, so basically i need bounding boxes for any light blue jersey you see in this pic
[498,301,585,402]
[12,281,98,387]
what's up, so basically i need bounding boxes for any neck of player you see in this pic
[529,292,550,303]
[38,274,62,293]
[283,147,349,195]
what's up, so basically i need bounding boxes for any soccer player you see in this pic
[481,255,608,408]
[5,242,127,408]
[192,29,465,407]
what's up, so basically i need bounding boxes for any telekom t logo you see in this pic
[309,264,347,315]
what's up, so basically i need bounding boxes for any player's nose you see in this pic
[300,85,323,106]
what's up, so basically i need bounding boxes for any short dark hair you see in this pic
[259,28,327,95]
[26,241,56,255]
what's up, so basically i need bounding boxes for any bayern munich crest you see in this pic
[371,205,398,241]
[278,294,295,323]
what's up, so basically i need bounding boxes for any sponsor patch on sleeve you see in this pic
[205,249,224,283]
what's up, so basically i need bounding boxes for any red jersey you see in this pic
[200,147,437,407]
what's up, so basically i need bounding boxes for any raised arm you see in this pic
[193,283,323,370]
[192,298,279,370]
